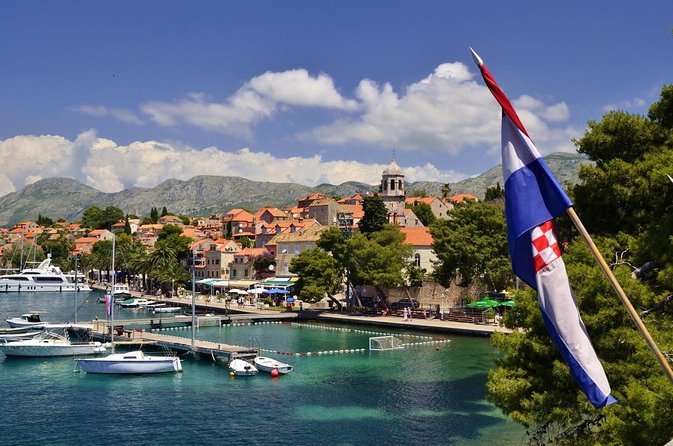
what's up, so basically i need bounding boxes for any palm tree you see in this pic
[441,183,452,200]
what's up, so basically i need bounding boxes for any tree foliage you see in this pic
[358,195,388,235]
[487,85,673,445]
[430,200,510,290]
[81,206,124,230]
[407,202,436,226]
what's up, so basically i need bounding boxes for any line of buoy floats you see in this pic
[149,320,450,357]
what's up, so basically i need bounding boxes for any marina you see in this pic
[0,290,526,445]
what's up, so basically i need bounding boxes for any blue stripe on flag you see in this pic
[505,158,573,288]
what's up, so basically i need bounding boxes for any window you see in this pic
[390,179,395,190]
[294,244,301,254]
[414,253,421,267]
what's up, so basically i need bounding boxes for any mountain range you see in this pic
[0,152,589,227]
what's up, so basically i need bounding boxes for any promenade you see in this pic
[95,284,510,337]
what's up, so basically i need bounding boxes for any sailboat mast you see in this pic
[110,235,116,353]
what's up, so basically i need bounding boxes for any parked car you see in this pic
[388,298,420,311]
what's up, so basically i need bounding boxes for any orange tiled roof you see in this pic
[399,227,434,246]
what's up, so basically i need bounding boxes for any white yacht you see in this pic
[0,331,106,357]
[0,255,88,293]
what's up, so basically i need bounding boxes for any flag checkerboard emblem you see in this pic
[532,220,561,272]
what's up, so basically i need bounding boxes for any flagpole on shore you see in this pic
[566,207,673,383]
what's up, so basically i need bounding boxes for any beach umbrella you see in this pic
[249,288,266,295]
[467,298,500,309]
[228,289,249,295]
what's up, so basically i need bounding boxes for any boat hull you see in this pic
[75,351,183,374]
[253,356,294,374]
[0,342,105,357]
[229,358,258,376]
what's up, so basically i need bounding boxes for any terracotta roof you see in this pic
[449,193,478,203]
[399,227,434,246]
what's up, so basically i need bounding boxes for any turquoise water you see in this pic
[0,291,526,446]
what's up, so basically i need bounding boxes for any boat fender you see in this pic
[271,369,279,377]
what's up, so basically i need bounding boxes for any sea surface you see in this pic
[0,291,527,446]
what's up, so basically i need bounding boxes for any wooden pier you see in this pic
[83,314,300,361]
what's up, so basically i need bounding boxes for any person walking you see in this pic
[403,307,408,321]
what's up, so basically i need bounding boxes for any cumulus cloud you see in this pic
[300,62,578,156]
[140,69,357,137]
[0,131,468,196]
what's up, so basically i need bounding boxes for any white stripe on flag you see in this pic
[536,256,613,404]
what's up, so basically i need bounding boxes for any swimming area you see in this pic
[0,291,527,445]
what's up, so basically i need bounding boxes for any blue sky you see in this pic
[0,1,671,195]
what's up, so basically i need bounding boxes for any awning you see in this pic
[261,279,295,287]
[196,279,218,285]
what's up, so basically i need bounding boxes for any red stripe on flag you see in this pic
[477,63,530,139]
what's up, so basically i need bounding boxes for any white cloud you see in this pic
[602,97,647,112]
[301,62,579,157]
[74,105,143,125]
[0,132,470,196]
[140,69,357,137]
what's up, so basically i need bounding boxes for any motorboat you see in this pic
[5,312,48,329]
[111,283,132,298]
[149,305,182,314]
[0,326,42,342]
[0,331,106,357]
[118,298,155,308]
[253,356,294,374]
[75,350,183,374]
[229,358,258,376]
[0,255,87,293]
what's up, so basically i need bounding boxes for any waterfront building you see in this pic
[229,247,270,282]
[203,239,240,279]
[268,224,327,277]
[399,226,437,273]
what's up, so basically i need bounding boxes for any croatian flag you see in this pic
[105,294,113,317]
[471,49,616,408]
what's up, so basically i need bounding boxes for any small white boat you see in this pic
[76,236,183,375]
[75,350,183,374]
[229,358,258,376]
[0,327,42,342]
[118,298,155,308]
[0,331,106,357]
[253,356,294,374]
[150,306,182,314]
[5,312,48,329]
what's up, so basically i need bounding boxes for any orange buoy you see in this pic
[271,369,280,377]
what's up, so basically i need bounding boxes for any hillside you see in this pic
[0,152,589,227]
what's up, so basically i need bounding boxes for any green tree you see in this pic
[81,206,124,230]
[155,226,192,261]
[484,182,504,201]
[359,195,388,235]
[36,214,54,227]
[407,202,435,226]
[150,207,159,223]
[441,183,452,200]
[290,248,342,303]
[161,206,168,217]
[487,85,673,445]
[430,200,510,291]
[252,254,275,280]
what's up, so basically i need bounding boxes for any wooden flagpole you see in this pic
[567,207,673,383]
